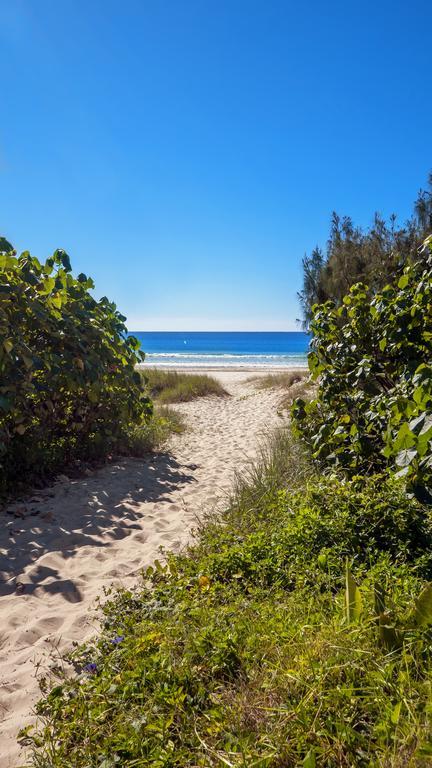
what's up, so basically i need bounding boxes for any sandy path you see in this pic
[0,371,283,766]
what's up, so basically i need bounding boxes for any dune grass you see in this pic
[248,369,308,389]
[141,368,228,404]
[26,429,432,767]
[249,369,314,409]
[122,406,186,456]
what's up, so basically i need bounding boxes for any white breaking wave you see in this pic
[143,352,308,368]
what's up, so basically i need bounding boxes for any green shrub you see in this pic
[293,235,432,495]
[27,464,432,767]
[187,473,432,591]
[0,241,152,493]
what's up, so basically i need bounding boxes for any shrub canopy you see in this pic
[293,236,432,495]
[0,241,151,493]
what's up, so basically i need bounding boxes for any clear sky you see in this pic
[1,1,431,330]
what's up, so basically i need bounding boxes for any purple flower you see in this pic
[83,662,97,674]
[111,635,124,645]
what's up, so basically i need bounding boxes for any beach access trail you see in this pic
[0,370,284,767]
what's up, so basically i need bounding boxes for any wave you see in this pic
[146,352,307,359]
[142,352,308,368]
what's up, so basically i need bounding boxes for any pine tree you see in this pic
[299,172,432,326]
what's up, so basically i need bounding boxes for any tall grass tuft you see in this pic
[121,406,185,455]
[141,368,228,404]
[227,427,313,527]
[248,370,308,389]
[249,370,314,409]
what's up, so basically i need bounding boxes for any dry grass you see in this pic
[141,368,228,404]
[249,369,315,410]
[248,370,308,390]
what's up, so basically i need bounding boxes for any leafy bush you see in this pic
[0,240,152,493]
[293,236,432,494]
[191,473,432,589]
[27,446,432,767]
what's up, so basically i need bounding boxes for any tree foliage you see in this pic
[298,173,432,326]
[293,235,432,496]
[0,240,151,494]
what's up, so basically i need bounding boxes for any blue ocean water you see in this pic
[131,332,310,368]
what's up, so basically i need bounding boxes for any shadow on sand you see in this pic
[0,452,197,600]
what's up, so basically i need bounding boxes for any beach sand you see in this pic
[0,370,286,766]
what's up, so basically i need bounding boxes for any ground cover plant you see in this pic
[0,239,153,496]
[142,368,228,404]
[26,430,432,767]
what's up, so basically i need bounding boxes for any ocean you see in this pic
[131,331,310,368]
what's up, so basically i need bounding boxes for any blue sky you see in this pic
[1,1,431,330]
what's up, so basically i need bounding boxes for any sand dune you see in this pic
[0,371,284,766]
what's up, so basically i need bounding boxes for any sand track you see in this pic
[0,371,283,766]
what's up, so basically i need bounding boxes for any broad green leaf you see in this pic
[0,252,16,269]
[416,433,431,458]
[419,415,432,437]
[303,750,316,768]
[53,249,72,272]
[40,277,55,293]
[394,465,411,479]
[409,413,425,433]
[393,422,415,451]
[407,583,432,627]
[413,386,430,407]
[395,448,417,468]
